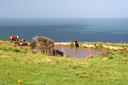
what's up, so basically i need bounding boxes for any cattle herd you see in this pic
[9,35,28,46]
[9,35,79,57]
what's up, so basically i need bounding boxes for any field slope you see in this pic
[0,40,128,85]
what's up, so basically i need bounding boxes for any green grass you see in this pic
[80,41,128,47]
[0,40,128,85]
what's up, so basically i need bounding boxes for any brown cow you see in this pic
[20,38,25,43]
[9,35,19,44]
[19,38,28,46]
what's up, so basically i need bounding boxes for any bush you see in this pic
[69,42,74,48]
[30,41,36,49]
[31,36,55,56]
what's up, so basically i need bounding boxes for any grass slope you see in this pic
[0,40,128,85]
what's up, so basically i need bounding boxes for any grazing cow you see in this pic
[72,39,79,47]
[9,35,19,44]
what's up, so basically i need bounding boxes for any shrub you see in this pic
[30,41,36,49]
[31,36,55,56]
[69,42,74,48]
[12,48,20,53]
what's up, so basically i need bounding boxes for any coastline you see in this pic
[54,42,128,50]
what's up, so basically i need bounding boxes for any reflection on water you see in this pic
[54,46,103,59]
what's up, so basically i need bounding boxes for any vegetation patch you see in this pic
[0,40,128,85]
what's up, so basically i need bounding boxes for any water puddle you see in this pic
[54,46,104,59]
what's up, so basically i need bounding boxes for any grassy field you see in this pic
[0,40,128,85]
[80,41,128,47]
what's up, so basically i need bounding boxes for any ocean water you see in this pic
[0,18,128,42]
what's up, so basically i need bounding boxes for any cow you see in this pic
[20,38,25,43]
[72,39,79,47]
[9,35,19,44]
[52,49,64,56]
[19,38,28,46]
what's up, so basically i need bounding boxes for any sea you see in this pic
[0,18,128,42]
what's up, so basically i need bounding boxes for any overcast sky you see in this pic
[0,0,128,18]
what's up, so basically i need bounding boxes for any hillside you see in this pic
[0,40,128,85]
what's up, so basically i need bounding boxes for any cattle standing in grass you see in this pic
[9,35,19,44]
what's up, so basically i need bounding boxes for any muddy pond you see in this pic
[54,46,104,59]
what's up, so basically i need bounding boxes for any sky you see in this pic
[0,0,128,18]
